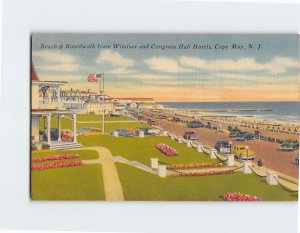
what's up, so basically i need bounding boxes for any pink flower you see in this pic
[167,162,223,169]
[32,154,79,163]
[221,192,259,201]
[31,160,82,170]
[156,143,178,156]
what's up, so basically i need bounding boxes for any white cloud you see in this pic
[179,56,298,74]
[96,49,135,67]
[35,63,81,72]
[107,67,137,75]
[33,51,76,63]
[38,75,83,83]
[130,73,174,80]
[144,57,191,73]
[33,51,81,73]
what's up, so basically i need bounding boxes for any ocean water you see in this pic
[160,101,300,123]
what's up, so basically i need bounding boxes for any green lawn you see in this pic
[77,122,149,133]
[39,114,148,133]
[31,164,104,200]
[78,135,216,166]
[116,163,298,201]
[31,150,104,200]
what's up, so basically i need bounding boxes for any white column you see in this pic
[46,114,51,145]
[209,149,217,159]
[158,165,167,178]
[266,171,278,185]
[57,85,61,109]
[57,115,61,141]
[73,114,77,143]
[151,158,159,169]
[242,160,252,174]
[226,154,235,167]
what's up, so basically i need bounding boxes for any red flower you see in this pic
[31,154,79,163]
[167,162,223,169]
[31,160,82,170]
[156,143,178,156]
[221,192,259,201]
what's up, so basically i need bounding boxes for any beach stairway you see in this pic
[50,142,83,150]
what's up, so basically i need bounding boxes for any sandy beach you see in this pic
[145,109,299,179]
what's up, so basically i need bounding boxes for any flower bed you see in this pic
[61,134,73,141]
[167,163,223,169]
[31,161,83,170]
[31,154,79,163]
[220,192,260,201]
[155,143,178,156]
[170,169,233,177]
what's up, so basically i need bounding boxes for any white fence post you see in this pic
[266,171,278,185]
[158,165,167,178]
[171,134,174,140]
[139,130,145,138]
[209,149,217,159]
[226,154,235,167]
[187,140,192,147]
[162,130,168,136]
[151,158,159,169]
[178,137,183,143]
[197,144,203,152]
[242,160,252,174]
[113,131,119,137]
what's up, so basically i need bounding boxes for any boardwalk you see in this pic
[75,146,124,201]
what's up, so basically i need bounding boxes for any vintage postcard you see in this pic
[30,34,299,201]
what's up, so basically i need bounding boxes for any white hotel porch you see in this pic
[31,109,82,150]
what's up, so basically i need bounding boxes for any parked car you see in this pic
[187,121,205,128]
[215,140,231,152]
[137,115,144,120]
[294,155,299,165]
[236,132,255,141]
[229,131,240,138]
[157,115,167,119]
[110,129,134,137]
[280,140,299,151]
[183,131,199,140]
[232,145,255,160]
[147,119,157,125]
[172,117,181,123]
[135,127,161,136]
[50,128,59,140]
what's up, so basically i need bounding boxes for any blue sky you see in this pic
[32,34,299,101]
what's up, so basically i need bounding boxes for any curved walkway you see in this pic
[73,146,124,201]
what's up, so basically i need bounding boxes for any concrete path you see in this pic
[73,146,125,201]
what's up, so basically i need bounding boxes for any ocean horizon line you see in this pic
[156,100,300,103]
